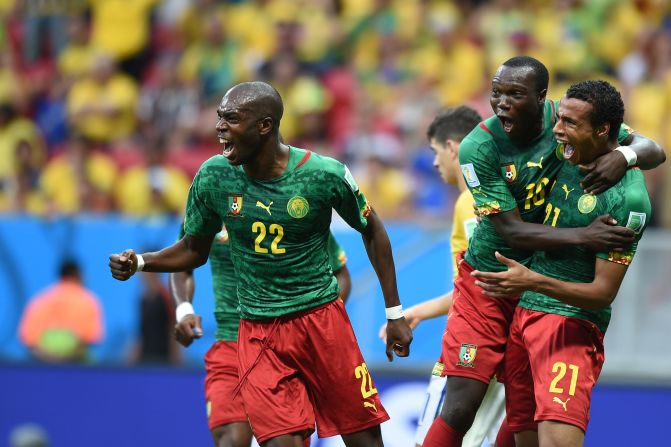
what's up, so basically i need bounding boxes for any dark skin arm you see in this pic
[489,208,635,252]
[581,132,665,194]
[360,209,413,361]
[472,252,627,310]
[334,264,352,303]
[169,268,203,348]
[108,234,214,280]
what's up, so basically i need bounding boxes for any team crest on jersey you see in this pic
[501,162,517,183]
[626,211,646,234]
[228,194,243,216]
[577,194,597,214]
[287,196,309,219]
[457,343,477,367]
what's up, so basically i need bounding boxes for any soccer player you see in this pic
[170,225,351,447]
[422,56,665,447]
[379,106,511,447]
[471,80,651,447]
[109,81,413,447]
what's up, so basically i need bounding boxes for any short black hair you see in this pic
[566,80,624,140]
[232,81,284,132]
[427,106,482,143]
[502,56,549,95]
[59,259,80,279]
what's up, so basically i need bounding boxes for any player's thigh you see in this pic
[290,300,389,438]
[205,341,248,430]
[525,312,604,433]
[538,420,584,447]
[441,259,518,383]
[414,371,447,446]
[503,308,536,434]
[211,422,254,447]
[237,320,315,443]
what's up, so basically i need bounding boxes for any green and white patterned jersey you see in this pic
[520,163,651,332]
[178,225,347,340]
[184,146,368,320]
[459,100,633,272]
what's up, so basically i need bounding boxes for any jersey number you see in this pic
[543,203,561,227]
[549,361,579,396]
[252,222,286,254]
[354,362,378,398]
[524,177,550,210]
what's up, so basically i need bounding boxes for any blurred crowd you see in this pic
[0,0,669,225]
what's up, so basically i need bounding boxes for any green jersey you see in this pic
[184,146,368,320]
[520,164,651,332]
[460,100,633,272]
[177,224,347,340]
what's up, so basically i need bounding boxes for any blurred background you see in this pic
[0,0,670,446]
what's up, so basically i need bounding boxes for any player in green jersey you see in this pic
[472,80,652,447]
[171,224,350,447]
[422,57,665,447]
[109,81,413,447]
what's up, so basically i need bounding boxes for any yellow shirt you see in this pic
[114,166,190,216]
[89,0,157,59]
[58,44,98,79]
[0,118,44,178]
[67,74,138,142]
[450,189,477,279]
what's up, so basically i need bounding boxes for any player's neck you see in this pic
[585,140,619,164]
[244,143,290,181]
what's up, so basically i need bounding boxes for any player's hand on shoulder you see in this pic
[174,314,203,347]
[109,249,138,281]
[384,317,413,362]
[582,214,635,252]
[579,150,628,194]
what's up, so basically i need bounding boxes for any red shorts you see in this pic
[440,255,518,383]
[237,299,389,444]
[204,340,248,430]
[505,307,605,433]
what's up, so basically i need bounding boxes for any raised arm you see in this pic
[581,132,665,194]
[361,210,413,361]
[472,252,627,310]
[109,234,214,281]
[489,208,634,252]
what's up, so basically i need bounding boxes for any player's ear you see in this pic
[447,140,459,160]
[538,88,548,104]
[257,116,274,136]
[595,122,609,140]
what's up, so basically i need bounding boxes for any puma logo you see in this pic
[363,401,377,412]
[256,200,273,216]
[527,156,544,169]
[562,184,575,200]
[553,396,570,412]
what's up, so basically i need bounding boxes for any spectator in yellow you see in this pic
[19,259,104,363]
[40,134,117,214]
[0,139,46,214]
[114,139,190,216]
[0,103,45,185]
[67,54,139,144]
[88,0,157,78]
[58,15,98,83]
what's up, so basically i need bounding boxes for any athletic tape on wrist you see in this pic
[176,302,195,322]
[135,254,145,272]
[615,146,637,167]
[385,305,404,320]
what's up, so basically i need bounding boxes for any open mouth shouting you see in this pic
[219,135,235,158]
[498,115,514,134]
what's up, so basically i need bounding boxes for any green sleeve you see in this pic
[458,137,517,216]
[596,178,651,265]
[327,232,347,271]
[332,164,370,233]
[183,169,223,237]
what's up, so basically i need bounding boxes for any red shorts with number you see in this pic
[204,340,248,430]
[237,299,389,444]
[440,254,518,383]
[504,307,605,433]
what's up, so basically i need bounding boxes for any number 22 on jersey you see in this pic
[252,222,286,254]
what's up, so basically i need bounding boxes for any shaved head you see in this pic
[224,82,284,132]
